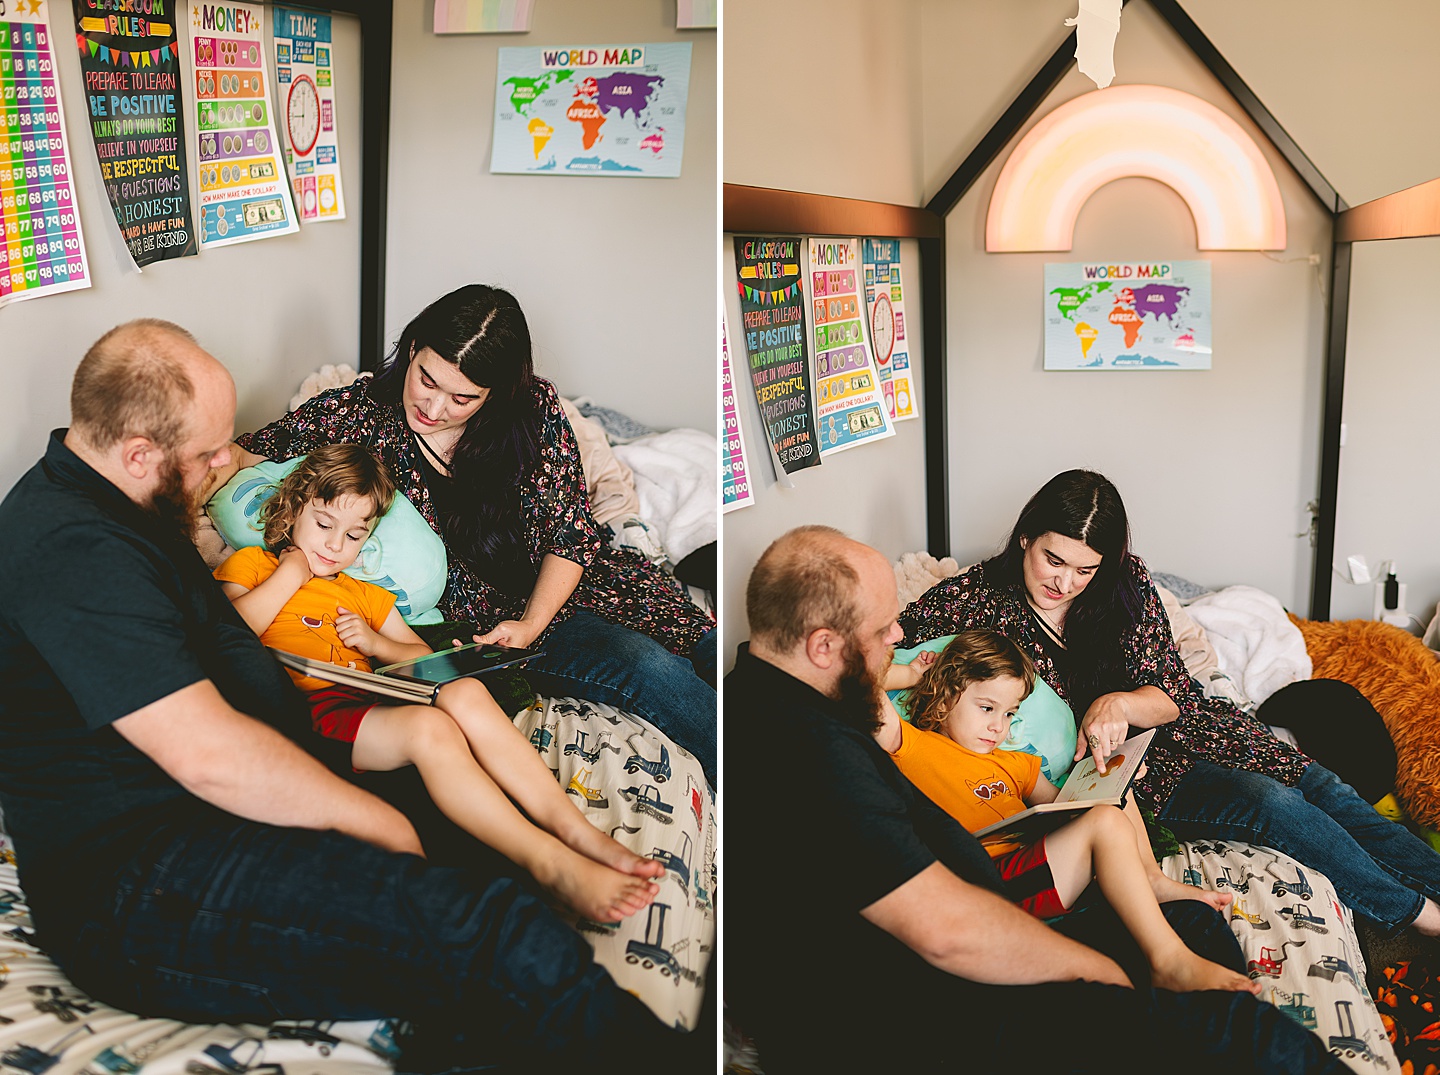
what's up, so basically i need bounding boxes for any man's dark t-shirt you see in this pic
[724,645,1009,1069]
[0,432,313,927]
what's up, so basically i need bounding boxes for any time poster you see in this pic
[189,1,297,249]
[72,0,196,267]
[734,236,820,475]
[272,6,344,222]
[862,239,917,422]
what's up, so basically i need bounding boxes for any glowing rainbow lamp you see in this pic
[986,84,1286,251]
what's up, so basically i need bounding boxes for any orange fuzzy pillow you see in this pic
[1292,616,1440,827]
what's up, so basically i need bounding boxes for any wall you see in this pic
[384,1,717,432]
[925,2,1333,610]
[0,12,363,493]
[721,0,927,662]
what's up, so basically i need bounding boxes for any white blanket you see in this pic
[1184,585,1312,705]
[614,429,718,565]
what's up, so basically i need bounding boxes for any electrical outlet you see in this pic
[1347,555,1371,584]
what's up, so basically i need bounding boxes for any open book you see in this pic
[973,728,1157,846]
[273,643,542,705]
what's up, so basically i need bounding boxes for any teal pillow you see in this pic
[889,634,1078,785]
[207,456,448,625]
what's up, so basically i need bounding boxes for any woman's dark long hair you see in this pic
[372,285,543,593]
[980,469,1146,711]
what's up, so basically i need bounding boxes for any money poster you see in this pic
[273,6,344,222]
[806,237,894,456]
[1,0,89,306]
[190,1,297,248]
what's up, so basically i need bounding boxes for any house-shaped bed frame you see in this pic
[723,0,1437,619]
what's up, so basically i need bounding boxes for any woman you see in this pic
[231,285,716,783]
[899,468,1440,937]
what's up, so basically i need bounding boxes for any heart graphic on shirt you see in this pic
[973,784,993,800]
[969,779,1009,802]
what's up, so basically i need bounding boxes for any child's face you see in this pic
[290,494,377,578]
[939,675,1028,754]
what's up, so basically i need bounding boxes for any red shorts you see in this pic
[307,685,382,744]
[993,837,1068,918]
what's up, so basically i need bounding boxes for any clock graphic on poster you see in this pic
[286,74,321,157]
[870,291,895,364]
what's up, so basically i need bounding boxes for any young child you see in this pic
[877,631,1258,995]
[214,444,662,923]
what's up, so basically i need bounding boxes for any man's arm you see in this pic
[114,679,423,856]
[861,860,1131,987]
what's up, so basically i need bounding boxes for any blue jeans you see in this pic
[527,613,716,785]
[48,820,697,1073]
[1159,759,1440,931]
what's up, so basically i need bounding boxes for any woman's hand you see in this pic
[474,619,542,649]
[1075,692,1135,774]
[335,605,383,656]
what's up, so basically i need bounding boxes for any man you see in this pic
[725,525,1344,1073]
[0,320,693,1072]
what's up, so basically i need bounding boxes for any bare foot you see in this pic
[531,843,660,923]
[1152,951,1262,995]
[1151,872,1232,911]
[554,813,666,880]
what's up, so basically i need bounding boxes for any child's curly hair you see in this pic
[260,443,397,550]
[908,630,1037,734]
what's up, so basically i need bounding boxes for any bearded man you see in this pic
[724,525,1346,1075]
[0,320,694,1073]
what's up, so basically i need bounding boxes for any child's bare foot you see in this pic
[1152,950,1261,995]
[532,844,659,923]
[1151,872,1232,912]
[554,813,665,880]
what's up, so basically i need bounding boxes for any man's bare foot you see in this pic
[554,812,666,880]
[531,843,659,923]
[1152,951,1261,995]
[1151,872,1232,911]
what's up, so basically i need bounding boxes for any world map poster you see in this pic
[1043,260,1211,370]
[490,43,690,177]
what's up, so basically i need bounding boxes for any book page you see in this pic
[1054,728,1155,805]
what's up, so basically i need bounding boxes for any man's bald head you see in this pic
[747,525,884,655]
[70,319,225,454]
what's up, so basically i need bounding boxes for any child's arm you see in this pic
[334,604,432,667]
[883,649,935,691]
[1026,773,1061,806]
[221,547,313,636]
[874,693,906,754]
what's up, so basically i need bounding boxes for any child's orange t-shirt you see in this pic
[891,721,1041,858]
[214,546,396,693]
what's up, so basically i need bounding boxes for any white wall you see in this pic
[0,14,363,492]
[721,0,927,663]
[926,2,1332,610]
[384,1,717,432]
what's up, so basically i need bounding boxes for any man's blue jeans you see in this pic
[47,819,693,1073]
[1158,759,1440,932]
[526,612,716,785]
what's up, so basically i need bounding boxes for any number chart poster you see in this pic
[72,0,196,267]
[273,6,344,222]
[1044,261,1212,370]
[806,238,894,457]
[720,317,754,512]
[862,239,917,422]
[734,236,819,475]
[190,2,297,248]
[0,0,89,307]
[491,43,690,177]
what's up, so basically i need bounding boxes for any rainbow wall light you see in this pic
[986,84,1287,252]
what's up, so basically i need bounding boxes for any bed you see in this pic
[0,383,717,1074]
